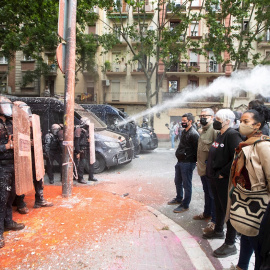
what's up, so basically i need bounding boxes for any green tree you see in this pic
[97,0,205,122]
[204,0,270,108]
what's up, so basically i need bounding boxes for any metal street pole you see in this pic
[62,0,77,197]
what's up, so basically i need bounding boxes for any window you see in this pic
[111,81,120,101]
[190,22,199,36]
[0,55,8,64]
[23,55,34,61]
[209,51,217,72]
[113,25,121,41]
[138,81,147,102]
[243,20,249,31]
[169,80,178,93]
[189,51,198,66]
[191,0,199,6]
[266,28,270,41]
[138,55,147,71]
[188,75,199,88]
[210,0,220,11]
[239,90,247,98]
[113,0,121,11]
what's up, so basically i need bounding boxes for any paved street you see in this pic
[94,141,255,270]
[1,141,255,270]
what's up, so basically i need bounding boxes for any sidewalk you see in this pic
[2,185,215,270]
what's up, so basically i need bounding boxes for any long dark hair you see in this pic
[246,105,270,130]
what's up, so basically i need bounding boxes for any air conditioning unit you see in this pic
[102,80,110,86]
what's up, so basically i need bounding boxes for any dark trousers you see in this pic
[238,202,270,270]
[174,162,196,208]
[201,175,216,222]
[210,177,236,245]
[0,166,15,235]
[46,152,62,181]
[78,158,94,180]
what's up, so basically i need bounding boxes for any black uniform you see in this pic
[0,118,16,235]
[74,126,95,181]
[43,131,62,183]
[128,122,139,156]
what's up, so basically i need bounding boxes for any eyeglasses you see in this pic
[199,115,212,118]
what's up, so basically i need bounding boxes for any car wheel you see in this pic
[93,153,106,174]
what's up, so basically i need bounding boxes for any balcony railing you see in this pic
[106,63,127,73]
[166,3,186,12]
[163,62,224,73]
[162,92,223,103]
[105,91,147,103]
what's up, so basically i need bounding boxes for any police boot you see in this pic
[4,221,25,231]
[0,235,4,248]
[78,178,87,184]
[88,177,98,182]
[34,200,54,208]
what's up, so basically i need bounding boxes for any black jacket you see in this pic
[175,126,199,163]
[206,128,242,179]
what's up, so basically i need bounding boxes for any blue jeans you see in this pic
[238,235,256,270]
[170,134,175,148]
[174,162,196,208]
[201,175,216,223]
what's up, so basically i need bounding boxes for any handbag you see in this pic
[230,184,268,237]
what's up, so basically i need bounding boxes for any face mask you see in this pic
[213,120,223,130]
[181,122,188,128]
[200,118,208,126]
[239,123,256,136]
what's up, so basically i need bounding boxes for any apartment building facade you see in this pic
[1,1,269,139]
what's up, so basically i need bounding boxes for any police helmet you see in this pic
[13,101,32,116]
[51,124,61,135]
[80,117,91,127]
[0,96,13,117]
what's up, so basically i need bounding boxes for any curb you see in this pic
[147,206,215,270]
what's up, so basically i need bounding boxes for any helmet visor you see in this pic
[1,102,13,117]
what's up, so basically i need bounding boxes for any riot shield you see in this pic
[89,123,95,165]
[13,105,33,195]
[32,114,45,181]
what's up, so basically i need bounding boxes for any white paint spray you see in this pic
[119,65,270,125]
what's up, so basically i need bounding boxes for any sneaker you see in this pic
[203,222,215,234]
[0,235,4,249]
[167,198,182,205]
[4,221,25,231]
[34,200,54,208]
[17,207,29,214]
[173,205,189,213]
[193,213,211,220]
[203,230,224,239]
[213,243,237,258]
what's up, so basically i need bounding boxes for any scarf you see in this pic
[230,131,267,187]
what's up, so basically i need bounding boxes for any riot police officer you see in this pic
[0,96,25,248]
[129,120,139,158]
[12,101,53,213]
[44,124,62,184]
[74,117,97,184]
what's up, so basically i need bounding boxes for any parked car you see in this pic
[10,97,133,173]
[81,104,158,154]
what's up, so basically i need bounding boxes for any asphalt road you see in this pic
[94,142,224,269]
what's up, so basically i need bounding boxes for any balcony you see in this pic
[162,91,223,104]
[105,64,127,76]
[107,4,129,19]
[258,33,270,48]
[105,91,147,104]
[164,62,225,74]
[166,3,186,18]
[133,4,154,19]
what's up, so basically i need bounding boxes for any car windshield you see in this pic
[74,104,107,130]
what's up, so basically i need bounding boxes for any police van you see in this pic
[10,97,133,173]
[81,104,158,154]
